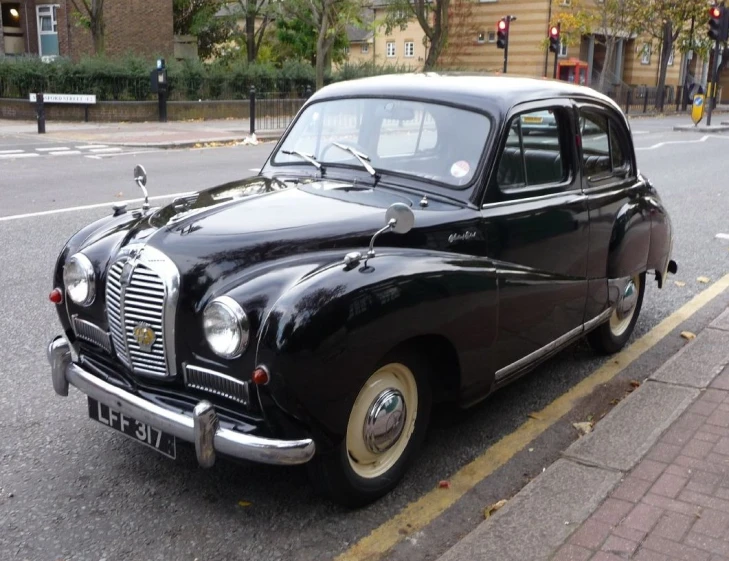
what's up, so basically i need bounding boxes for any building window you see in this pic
[640,43,651,64]
[560,0,571,5]
[404,41,414,57]
[37,5,60,58]
[488,31,496,43]
[559,41,568,57]
[387,41,396,57]
[361,44,369,54]
[343,45,350,55]
[477,32,485,44]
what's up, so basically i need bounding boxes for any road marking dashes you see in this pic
[75,144,108,149]
[50,150,82,156]
[0,152,39,159]
[88,147,122,153]
[36,146,69,152]
[0,149,24,154]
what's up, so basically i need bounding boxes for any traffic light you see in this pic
[548,24,561,54]
[497,18,509,50]
[708,4,728,42]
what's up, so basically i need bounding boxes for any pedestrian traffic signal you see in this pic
[708,5,728,42]
[548,24,561,54]
[497,18,509,50]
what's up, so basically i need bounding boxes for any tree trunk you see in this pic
[315,19,327,91]
[0,8,5,56]
[246,13,256,63]
[422,3,449,70]
[598,38,615,93]
[91,12,105,54]
[655,23,672,110]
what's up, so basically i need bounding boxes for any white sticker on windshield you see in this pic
[450,160,470,178]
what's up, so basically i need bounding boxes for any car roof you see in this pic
[309,73,621,117]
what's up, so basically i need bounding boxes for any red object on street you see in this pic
[49,288,63,304]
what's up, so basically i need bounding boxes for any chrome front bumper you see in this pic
[47,336,316,467]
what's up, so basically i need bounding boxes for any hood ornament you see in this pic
[134,164,149,211]
[344,203,415,267]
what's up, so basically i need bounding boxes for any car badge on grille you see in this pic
[133,322,156,352]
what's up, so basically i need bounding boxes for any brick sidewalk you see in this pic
[553,368,729,561]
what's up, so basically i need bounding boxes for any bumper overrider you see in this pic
[47,336,316,467]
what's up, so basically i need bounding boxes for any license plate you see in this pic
[88,398,176,459]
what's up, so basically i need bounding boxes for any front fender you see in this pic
[255,250,498,443]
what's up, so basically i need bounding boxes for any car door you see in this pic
[479,100,590,382]
[577,103,648,321]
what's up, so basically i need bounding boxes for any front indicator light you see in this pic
[49,288,63,304]
[252,366,270,385]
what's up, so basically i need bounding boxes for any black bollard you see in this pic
[36,92,46,134]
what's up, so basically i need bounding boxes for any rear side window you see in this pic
[496,108,569,190]
[580,109,631,180]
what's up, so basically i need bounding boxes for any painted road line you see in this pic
[716,233,729,241]
[0,192,193,223]
[89,147,123,153]
[335,272,729,561]
[0,149,24,154]
[36,147,69,152]
[636,134,729,151]
[50,150,82,156]
[76,145,108,149]
[0,153,40,159]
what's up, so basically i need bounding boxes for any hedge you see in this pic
[0,54,418,101]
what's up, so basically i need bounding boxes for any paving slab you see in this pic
[435,460,622,561]
[564,381,699,472]
[710,308,729,332]
[648,327,729,388]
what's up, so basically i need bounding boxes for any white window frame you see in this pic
[36,4,59,58]
[488,31,496,43]
[477,31,486,44]
[386,41,396,58]
[361,43,369,54]
[640,43,651,65]
[559,41,568,58]
[404,41,414,57]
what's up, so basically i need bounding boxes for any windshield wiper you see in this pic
[331,142,378,180]
[282,149,323,172]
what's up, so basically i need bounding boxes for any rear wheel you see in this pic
[588,272,645,355]
[308,352,432,508]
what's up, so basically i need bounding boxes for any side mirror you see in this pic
[385,202,415,235]
[133,164,149,210]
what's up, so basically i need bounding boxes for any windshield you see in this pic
[271,97,491,189]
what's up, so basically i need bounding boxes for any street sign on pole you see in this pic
[692,94,706,125]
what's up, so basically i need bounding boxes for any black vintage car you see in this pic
[48,74,676,507]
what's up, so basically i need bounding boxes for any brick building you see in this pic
[0,0,173,60]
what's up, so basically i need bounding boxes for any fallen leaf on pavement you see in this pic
[697,276,711,284]
[572,422,593,435]
[237,500,252,507]
[438,480,450,489]
[630,380,641,388]
[680,331,697,341]
[484,499,507,519]
[115,192,123,198]
[528,412,544,420]
[674,281,686,287]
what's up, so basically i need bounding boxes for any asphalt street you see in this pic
[1,114,729,561]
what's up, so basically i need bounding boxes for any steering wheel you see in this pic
[320,141,370,162]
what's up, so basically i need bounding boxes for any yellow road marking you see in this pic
[336,273,729,561]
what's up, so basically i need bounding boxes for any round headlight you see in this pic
[63,253,95,306]
[203,296,250,359]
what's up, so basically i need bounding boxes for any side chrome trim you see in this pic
[47,336,315,466]
[495,308,613,382]
[72,316,113,354]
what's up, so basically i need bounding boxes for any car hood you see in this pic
[119,175,456,302]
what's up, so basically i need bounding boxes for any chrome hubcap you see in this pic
[363,389,407,454]
[616,280,638,320]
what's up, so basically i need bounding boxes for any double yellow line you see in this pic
[336,273,729,561]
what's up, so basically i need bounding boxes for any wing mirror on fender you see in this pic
[343,203,415,266]
[134,164,150,211]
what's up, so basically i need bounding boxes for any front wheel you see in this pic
[588,272,645,355]
[308,352,432,508]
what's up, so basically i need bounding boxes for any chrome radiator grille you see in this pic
[106,257,170,377]
[184,364,250,406]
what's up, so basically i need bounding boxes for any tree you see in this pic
[0,9,5,57]
[280,0,363,90]
[439,0,480,68]
[590,0,635,92]
[627,0,707,109]
[230,0,277,63]
[174,0,234,59]
[275,17,350,67]
[545,0,596,76]
[70,0,106,55]
[384,0,450,70]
